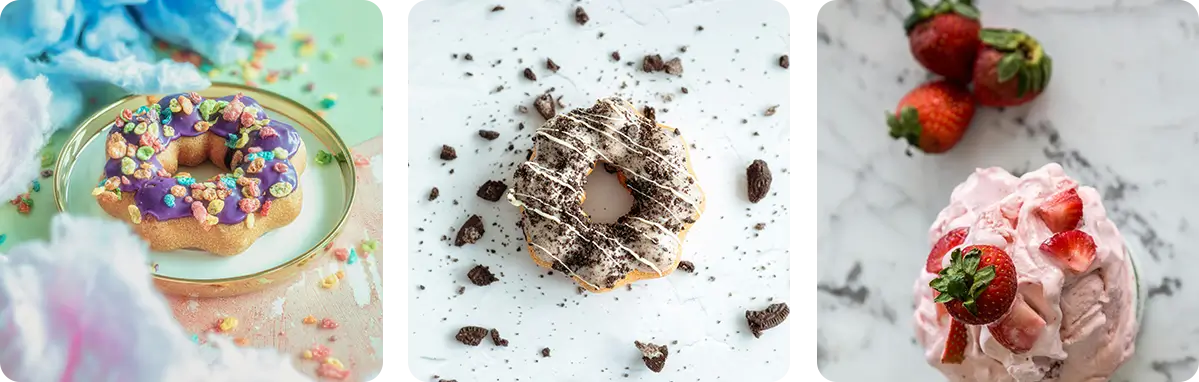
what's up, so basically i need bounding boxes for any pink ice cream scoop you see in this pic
[913,163,1141,381]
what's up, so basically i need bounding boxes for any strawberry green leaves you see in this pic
[886,105,922,147]
[904,0,980,33]
[981,28,1052,97]
[930,248,996,315]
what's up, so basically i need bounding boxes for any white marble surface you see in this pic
[818,0,1199,381]
[407,0,790,381]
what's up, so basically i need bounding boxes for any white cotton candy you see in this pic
[0,215,314,382]
[0,68,53,202]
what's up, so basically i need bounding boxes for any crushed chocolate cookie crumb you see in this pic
[696,25,704,31]
[455,326,489,346]
[489,328,509,346]
[523,68,537,81]
[747,159,772,203]
[428,187,440,201]
[663,57,683,76]
[634,341,668,373]
[779,55,790,69]
[574,6,589,25]
[642,54,664,72]
[468,265,499,286]
[754,223,766,230]
[478,130,500,140]
[464,53,474,61]
[541,347,551,357]
[764,105,779,116]
[457,286,466,295]
[555,95,566,109]
[476,180,508,202]
[746,302,790,338]
[491,5,504,12]
[642,106,656,122]
[454,215,485,246]
[677,261,695,273]
[534,93,556,120]
[439,145,457,160]
[680,87,689,94]
[546,58,560,72]
[518,105,529,114]
[611,51,621,61]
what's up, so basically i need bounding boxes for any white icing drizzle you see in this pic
[530,242,600,291]
[510,97,703,289]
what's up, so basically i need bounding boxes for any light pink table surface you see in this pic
[166,136,385,381]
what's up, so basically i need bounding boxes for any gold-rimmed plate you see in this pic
[53,83,356,297]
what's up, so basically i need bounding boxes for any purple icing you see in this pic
[102,92,304,224]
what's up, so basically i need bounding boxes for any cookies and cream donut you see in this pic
[92,92,307,256]
[509,97,705,292]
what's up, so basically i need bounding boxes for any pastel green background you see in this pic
[0,0,383,250]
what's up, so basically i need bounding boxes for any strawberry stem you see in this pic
[929,248,996,316]
[886,106,922,149]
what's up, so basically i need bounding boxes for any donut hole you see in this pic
[580,161,634,224]
[176,162,226,182]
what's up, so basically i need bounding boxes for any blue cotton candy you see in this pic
[0,0,297,132]
[134,0,297,65]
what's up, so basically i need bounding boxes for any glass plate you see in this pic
[53,83,356,297]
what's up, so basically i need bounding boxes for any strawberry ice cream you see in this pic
[913,163,1141,381]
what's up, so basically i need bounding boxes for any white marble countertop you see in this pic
[818,0,1199,381]
[407,0,790,381]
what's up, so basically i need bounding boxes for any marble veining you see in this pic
[818,0,1199,381]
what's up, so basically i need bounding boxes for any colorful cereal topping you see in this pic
[315,150,334,165]
[303,315,318,325]
[163,194,176,207]
[269,181,294,197]
[333,248,349,261]
[120,157,136,174]
[207,199,225,215]
[347,248,358,265]
[128,205,142,224]
[361,239,380,254]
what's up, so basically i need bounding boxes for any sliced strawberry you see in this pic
[941,319,968,364]
[1038,230,1097,274]
[986,298,1045,354]
[926,227,969,273]
[1036,189,1082,233]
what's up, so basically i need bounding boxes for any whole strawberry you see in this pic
[973,28,1053,107]
[929,245,1017,325]
[905,0,982,82]
[886,80,976,154]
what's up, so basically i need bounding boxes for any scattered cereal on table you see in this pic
[218,316,239,332]
[347,248,358,265]
[361,239,380,254]
[336,270,345,279]
[320,318,339,329]
[31,180,40,192]
[320,93,338,109]
[316,363,351,380]
[334,247,349,261]
[303,315,318,325]
[320,274,339,289]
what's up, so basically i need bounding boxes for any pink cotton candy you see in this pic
[0,215,316,382]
